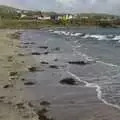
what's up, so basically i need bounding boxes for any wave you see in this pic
[89,35,107,40]
[51,30,120,42]
[82,34,107,40]
[97,61,119,68]
[67,71,120,110]
[113,35,120,40]
[52,30,70,36]
[70,33,83,37]
[52,30,83,37]
[71,45,120,109]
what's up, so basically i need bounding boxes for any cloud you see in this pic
[0,0,120,14]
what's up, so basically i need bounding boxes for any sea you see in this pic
[21,27,120,111]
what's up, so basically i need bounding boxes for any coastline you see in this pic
[0,30,38,120]
[0,29,120,120]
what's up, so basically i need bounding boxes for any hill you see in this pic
[0,5,20,19]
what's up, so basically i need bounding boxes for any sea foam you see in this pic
[67,71,120,110]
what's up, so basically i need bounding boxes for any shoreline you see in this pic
[0,29,120,120]
[0,30,38,120]
[68,71,120,110]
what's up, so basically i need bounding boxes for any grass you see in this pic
[0,19,62,29]
[0,19,118,29]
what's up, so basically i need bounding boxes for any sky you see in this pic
[0,0,120,14]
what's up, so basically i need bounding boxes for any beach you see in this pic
[0,30,38,120]
[0,28,120,120]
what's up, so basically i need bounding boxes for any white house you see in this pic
[37,16,51,20]
[21,14,27,18]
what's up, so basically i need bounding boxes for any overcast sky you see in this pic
[0,0,120,14]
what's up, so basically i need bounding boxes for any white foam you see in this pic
[113,35,120,40]
[52,30,70,36]
[90,35,106,40]
[52,30,120,42]
[67,71,120,110]
[48,29,53,32]
[70,33,82,37]
[97,61,119,67]
[61,31,70,36]
[82,34,90,38]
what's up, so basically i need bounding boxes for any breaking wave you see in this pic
[67,71,120,110]
[50,30,120,42]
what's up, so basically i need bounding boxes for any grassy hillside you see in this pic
[0,5,19,19]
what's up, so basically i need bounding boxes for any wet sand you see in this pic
[23,67,120,120]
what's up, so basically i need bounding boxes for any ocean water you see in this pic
[21,27,120,110]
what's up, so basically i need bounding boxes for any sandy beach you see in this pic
[0,30,38,120]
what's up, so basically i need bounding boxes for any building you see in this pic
[51,15,60,21]
[37,16,51,20]
[21,14,27,18]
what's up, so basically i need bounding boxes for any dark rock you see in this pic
[18,53,25,56]
[37,108,53,120]
[0,96,5,102]
[38,108,48,114]
[3,84,13,88]
[32,52,41,55]
[21,46,28,48]
[54,58,58,62]
[0,96,5,99]
[9,72,18,76]
[17,45,28,49]
[16,103,25,109]
[49,65,59,69]
[38,46,48,49]
[7,56,13,62]
[60,78,78,85]
[68,61,88,65]
[40,101,50,106]
[28,67,37,72]
[30,42,36,45]
[24,82,35,86]
[21,61,25,63]
[21,78,26,81]
[28,102,34,107]
[80,33,86,37]
[43,51,49,55]
[7,101,12,105]
[41,61,49,65]
[53,47,60,51]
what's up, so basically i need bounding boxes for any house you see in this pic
[51,15,60,21]
[32,14,51,20]
[42,16,51,20]
[37,16,51,20]
[21,14,27,18]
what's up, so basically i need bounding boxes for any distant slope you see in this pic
[0,5,19,19]
[0,5,119,20]
[78,13,120,19]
